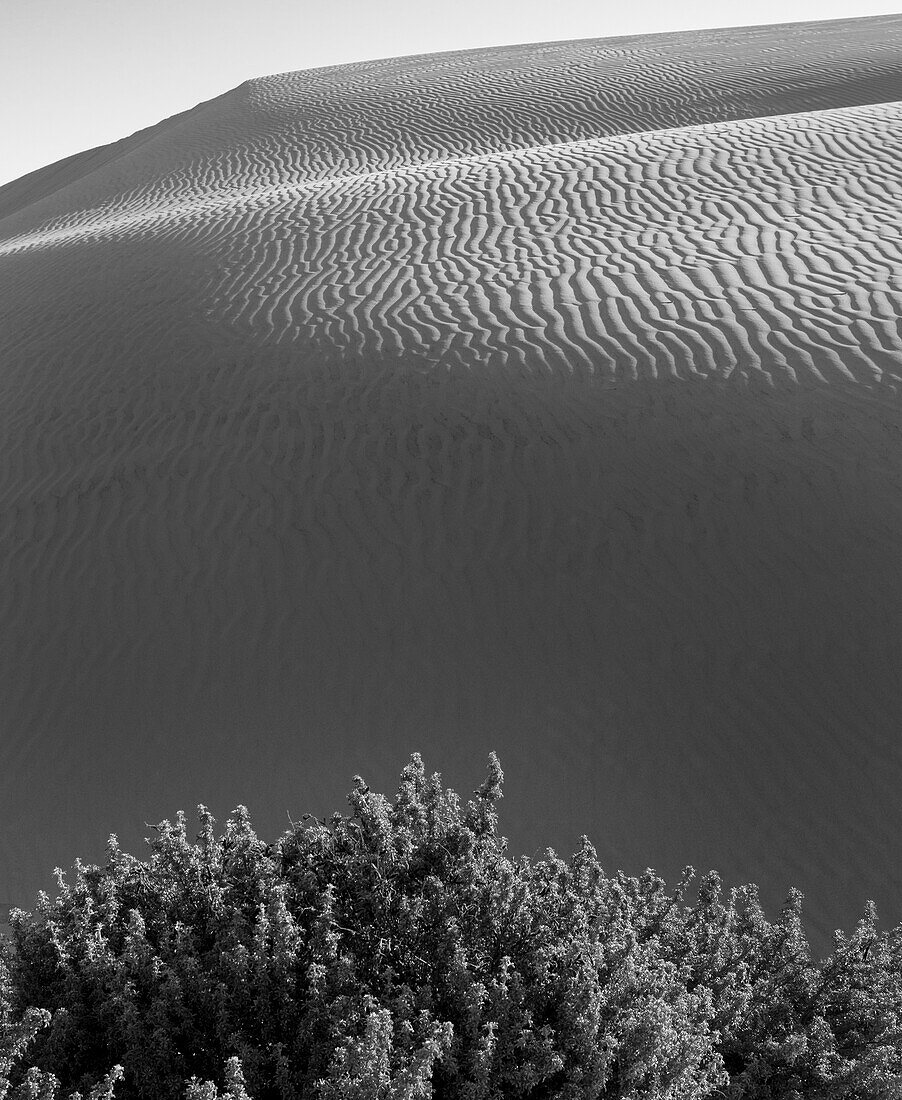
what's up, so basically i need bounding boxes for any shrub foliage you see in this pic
[1,754,901,1099]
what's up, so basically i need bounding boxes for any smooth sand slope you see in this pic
[2,14,902,949]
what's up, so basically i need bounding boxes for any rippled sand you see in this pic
[2,14,902,949]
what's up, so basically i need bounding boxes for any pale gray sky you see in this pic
[2,0,900,187]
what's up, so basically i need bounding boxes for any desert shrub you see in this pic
[0,752,901,1099]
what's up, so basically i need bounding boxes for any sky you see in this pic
[2,0,901,186]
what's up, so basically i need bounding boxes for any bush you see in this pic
[1,753,901,1099]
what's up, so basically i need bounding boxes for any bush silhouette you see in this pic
[1,753,901,1098]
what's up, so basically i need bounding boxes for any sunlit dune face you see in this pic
[1,14,902,954]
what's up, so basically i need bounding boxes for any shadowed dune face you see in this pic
[2,15,902,951]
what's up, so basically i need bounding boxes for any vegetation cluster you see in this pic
[2,754,901,1099]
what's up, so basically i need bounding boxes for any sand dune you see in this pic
[2,14,902,951]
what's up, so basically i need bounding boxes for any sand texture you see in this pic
[2,14,902,949]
